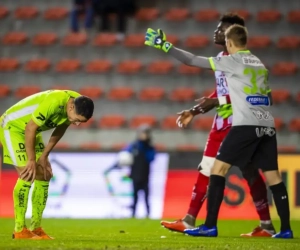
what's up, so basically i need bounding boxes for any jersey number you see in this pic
[18,154,26,161]
[243,68,268,95]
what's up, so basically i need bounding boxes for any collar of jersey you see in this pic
[237,50,250,54]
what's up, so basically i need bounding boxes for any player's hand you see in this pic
[216,104,233,119]
[144,28,173,52]
[176,110,194,128]
[37,155,53,180]
[20,160,37,183]
[194,97,219,113]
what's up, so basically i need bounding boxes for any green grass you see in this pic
[0,219,299,250]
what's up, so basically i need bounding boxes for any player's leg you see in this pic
[131,181,139,218]
[143,182,150,218]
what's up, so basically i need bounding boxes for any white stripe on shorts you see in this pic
[4,130,17,166]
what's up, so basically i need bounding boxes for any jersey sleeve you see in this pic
[208,55,236,73]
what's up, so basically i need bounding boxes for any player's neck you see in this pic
[229,46,248,55]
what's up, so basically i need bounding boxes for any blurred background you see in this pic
[0,0,299,220]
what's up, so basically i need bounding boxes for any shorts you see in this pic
[0,127,45,167]
[216,126,278,172]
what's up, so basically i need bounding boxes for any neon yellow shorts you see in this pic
[0,127,45,167]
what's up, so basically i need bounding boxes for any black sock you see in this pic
[269,182,291,231]
[204,175,225,228]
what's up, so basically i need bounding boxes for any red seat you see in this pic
[93,33,117,47]
[70,117,95,129]
[274,117,284,131]
[124,34,145,47]
[0,58,19,71]
[62,33,87,46]
[161,115,179,130]
[0,6,9,19]
[296,92,300,103]
[79,142,101,150]
[271,89,290,104]
[0,84,10,97]
[135,8,159,21]
[288,10,300,23]
[44,7,68,20]
[184,35,210,48]
[229,9,251,20]
[117,60,142,74]
[107,87,134,101]
[2,32,28,45]
[164,8,189,21]
[79,86,103,99]
[176,144,199,151]
[192,116,214,130]
[194,9,220,22]
[14,6,38,19]
[55,142,71,149]
[288,118,300,132]
[272,62,297,76]
[25,58,51,72]
[15,86,41,98]
[178,64,202,75]
[32,32,58,46]
[155,143,167,151]
[277,36,300,49]
[130,115,157,128]
[169,87,196,102]
[111,143,127,151]
[277,145,297,153]
[248,36,271,48]
[85,60,112,73]
[98,115,126,129]
[138,87,165,101]
[55,59,81,73]
[256,10,281,22]
[147,60,174,74]
[164,34,179,46]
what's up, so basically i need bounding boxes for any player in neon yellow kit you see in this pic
[0,90,94,239]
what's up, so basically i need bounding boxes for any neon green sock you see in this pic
[30,180,49,230]
[13,178,31,232]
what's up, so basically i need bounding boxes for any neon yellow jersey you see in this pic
[1,90,81,133]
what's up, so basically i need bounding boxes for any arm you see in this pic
[25,120,40,161]
[146,147,156,163]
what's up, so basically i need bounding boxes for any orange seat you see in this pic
[79,142,101,150]
[184,35,209,48]
[85,59,112,73]
[93,33,118,47]
[164,8,189,21]
[130,115,157,128]
[124,34,145,47]
[176,144,199,151]
[25,58,51,72]
[110,143,127,151]
[107,87,134,101]
[0,84,10,97]
[155,143,167,151]
[271,89,290,104]
[248,36,271,48]
[161,115,179,130]
[79,86,103,99]
[194,9,220,22]
[166,34,179,46]
[62,33,87,46]
[55,142,71,149]
[70,117,95,129]
[277,36,300,49]
[256,10,281,22]
[0,6,9,19]
[117,60,142,74]
[14,6,38,19]
[135,8,159,21]
[289,118,300,132]
[169,87,196,102]
[0,58,19,72]
[15,86,41,98]
[2,32,28,45]
[55,59,81,73]
[192,116,214,130]
[277,145,297,153]
[274,117,284,131]
[147,60,174,74]
[43,7,68,20]
[32,32,58,46]
[138,87,165,101]
[178,64,202,75]
[288,10,300,23]
[229,9,251,20]
[296,92,300,103]
[98,115,126,129]
[272,62,297,76]
[201,88,215,97]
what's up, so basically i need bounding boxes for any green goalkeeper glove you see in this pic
[216,104,233,119]
[144,28,173,53]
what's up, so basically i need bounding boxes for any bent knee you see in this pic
[199,156,216,177]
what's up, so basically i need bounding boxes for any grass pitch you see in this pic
[0,219,299,250]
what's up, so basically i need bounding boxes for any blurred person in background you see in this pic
[70,0,94,33]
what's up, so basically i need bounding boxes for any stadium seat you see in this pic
[296,92,300,103]
[62,33,87,46]
[194,9,220,22]
[0,58,19,72]
[184,35,210,48]
[123,34,145,47]
[178,64,202,75]
[192,116,214,130]
[130,115,157,128]
[155,143,167,151]
[147,60,174,74]
[111,143,127,151]
[161,115,179,130]
[271,89,290,104]
[201,88,215,97]
[79,142,101,150]
[14,6,38,19]
[79,86,103,99]
[277,145,297,153]
[247,36,271,48]
[138,87,165,101]
[93,33,118,47]
[0,84,10,97]
[32,32,58,46]
[2,32,28,45]
[14,86,41,98]
[271,62,297,76]
[169,87,196,102]
[54,142,71,149]
[287,10,300,23]
[165,34,179,46]
[229,9,251,20]
[135,8,159,21]
[43,7,68,20]
[277,36,300,49]
[288,118,300,132]
[107,87,134,101]
[85,59,112,73]
[274,117,284,131]
[176,144,199,151]
[0,6,9,19]
[25,58,51,72]
[98,115,126,129]
[55,59,81,73]
[256,10,281,22]
[164,8,190,21]
[117,60,142,74]
[70,117,95,129]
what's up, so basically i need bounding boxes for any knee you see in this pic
[211,160,231,176]
[199,156,215,177]
[35,165,52,181]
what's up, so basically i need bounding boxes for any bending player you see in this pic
[144,23,292,239]
[0,90,94,239]
[160,13,275,237]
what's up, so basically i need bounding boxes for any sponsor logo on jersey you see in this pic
[246,96,270,106]
[251,110,274,121]
[256,127,275,137]
[242,57,264,67]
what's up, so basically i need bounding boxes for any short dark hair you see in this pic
[220,13,245,26]
[225,24,248,47]
[74,96,94,120]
